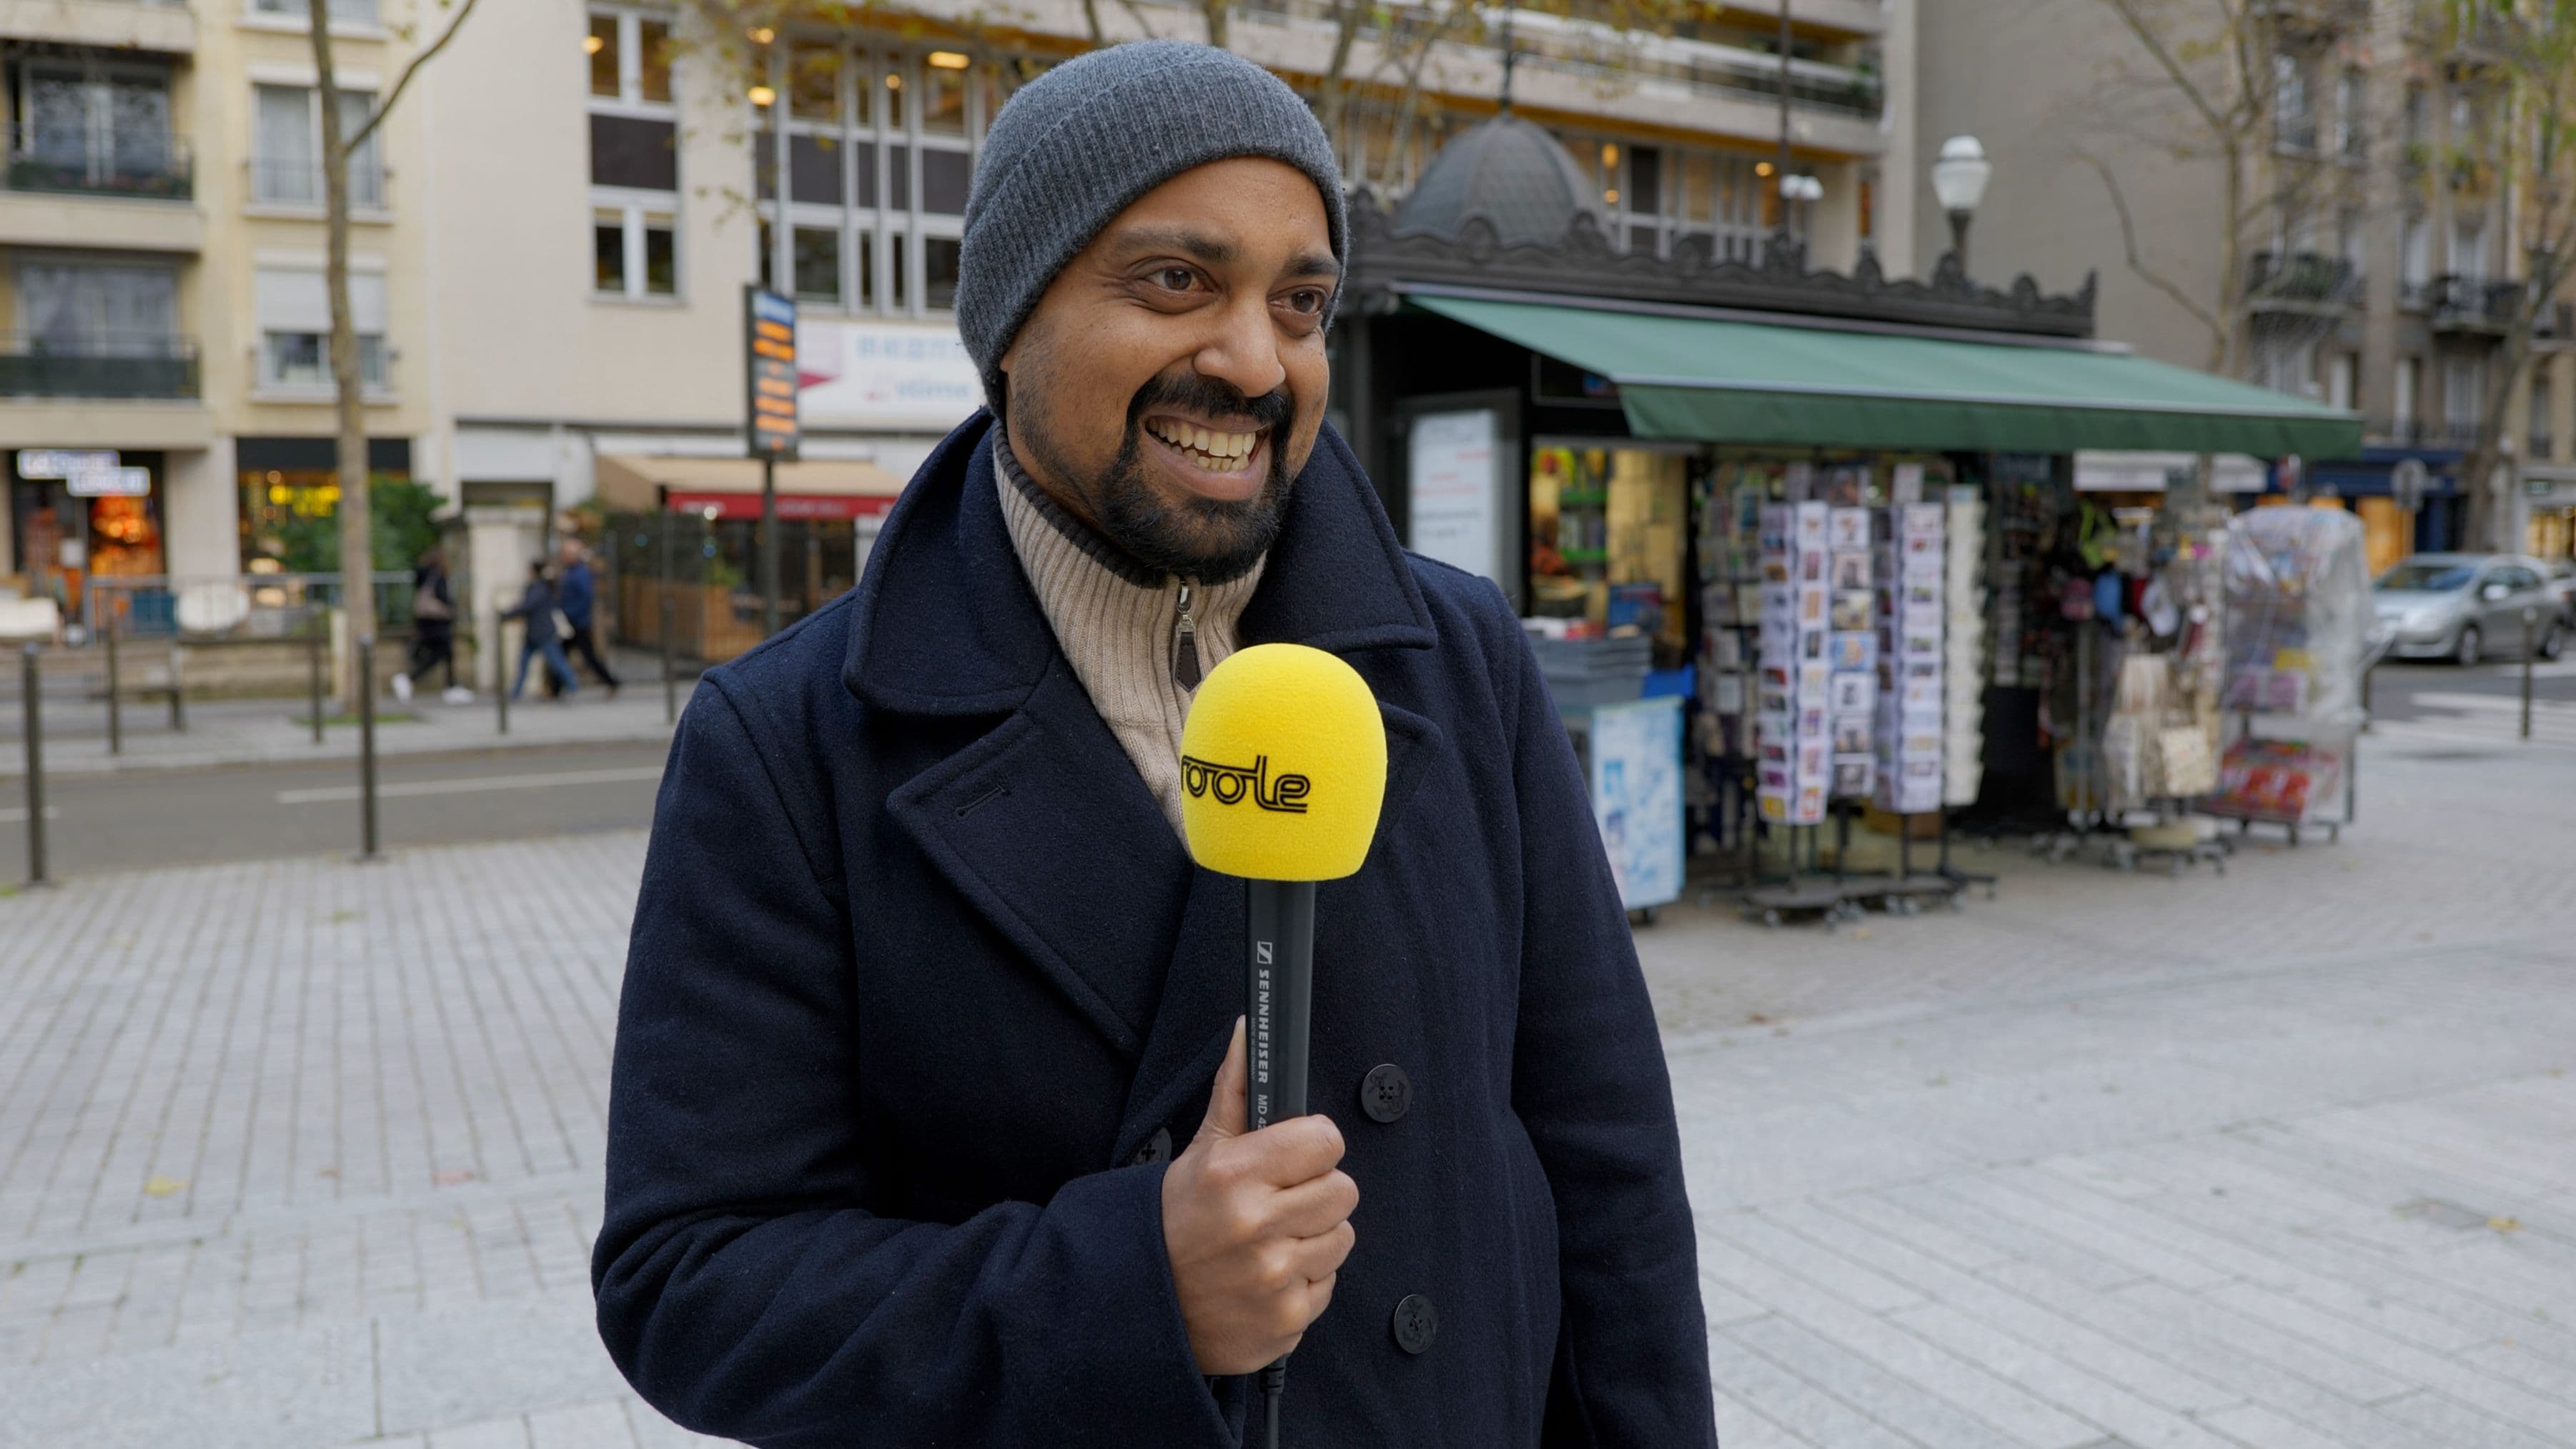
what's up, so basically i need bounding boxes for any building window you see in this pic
[254,267,389,392]
[2535,376,2555,458]
[2400,214,2431,305]
[251,83,382,207]
[593,204,675,297]
[2444,357,2485,439]
[17,261,178,354]
[2327,352,2356,411]
[590,8,679,300]
[2273,54,2314,152]
[262,330,387,389]
[2452,219,2487,284]
[2336,69,2364,159]
[15,61,182,197]
[250,0,379,26]
[2395,356,2420,435]
[755,39,981,317]
[793,224,840,306]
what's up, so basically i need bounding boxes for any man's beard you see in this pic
[1019,370,1295,585]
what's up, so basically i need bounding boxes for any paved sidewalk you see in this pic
[0,678,695,779]
[2,735,2572,1446]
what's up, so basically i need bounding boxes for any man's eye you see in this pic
[1156,267,1198,292]
[1283,289,1325,315]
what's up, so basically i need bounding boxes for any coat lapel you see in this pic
[1114,696,1442,1154]
[851,412,1447,1099]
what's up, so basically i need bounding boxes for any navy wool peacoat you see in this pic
[592,411,1718,1448]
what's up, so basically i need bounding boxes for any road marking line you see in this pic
[0,806,61,822]
[276,766,665,805]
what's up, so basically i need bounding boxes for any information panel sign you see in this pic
[745,287,800,460]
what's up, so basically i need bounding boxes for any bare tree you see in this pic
[2446,0,2576,548]
[2081,0,2354,377]
[307,0,481,696]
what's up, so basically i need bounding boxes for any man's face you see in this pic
[999,157,1337,581]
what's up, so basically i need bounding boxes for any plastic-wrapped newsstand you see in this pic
[2205,507,2372,843]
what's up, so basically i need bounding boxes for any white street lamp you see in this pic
[1930,135,1993,277]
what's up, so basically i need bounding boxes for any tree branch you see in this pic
[2100,0,2232,139]
[344,0,485,156]
[2079,149,2230,364]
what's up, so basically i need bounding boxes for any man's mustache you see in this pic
[1126,372,1294,432]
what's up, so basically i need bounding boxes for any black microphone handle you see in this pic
[1242,878,1315,1131]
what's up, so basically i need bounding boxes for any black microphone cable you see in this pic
[1261,1359,1287,1449]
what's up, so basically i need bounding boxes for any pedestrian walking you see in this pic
[502,560,576,701]
[391,546,468,704]
[555,539,621,696]
[593,41,1713,1449]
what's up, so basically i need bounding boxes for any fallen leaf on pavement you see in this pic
[433,1169,475,1186]
[142,1176,187,1197]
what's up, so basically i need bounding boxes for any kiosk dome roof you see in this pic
[1391,113,1600,247]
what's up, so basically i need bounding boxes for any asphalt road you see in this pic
[0,741,670,880]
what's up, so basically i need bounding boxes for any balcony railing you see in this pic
[2534,430,2555,460]
[2246,249,2359,308]
[2429,273,2520,333]
[249,156,385,209]
[5,124,191,201]
[1227,0,1884,120]
[0,333,199,398]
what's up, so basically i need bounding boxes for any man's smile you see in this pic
[1143,413,1269,500]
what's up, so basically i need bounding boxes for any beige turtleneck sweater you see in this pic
[994,431,1266,834]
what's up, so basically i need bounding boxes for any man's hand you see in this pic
[1161,1018,1359,1376]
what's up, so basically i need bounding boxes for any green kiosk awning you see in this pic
[1412,293,2364,458]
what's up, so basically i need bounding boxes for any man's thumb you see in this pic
[1196,1017,1249,1142]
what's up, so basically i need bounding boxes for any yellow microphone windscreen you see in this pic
[1179,643,1387,881]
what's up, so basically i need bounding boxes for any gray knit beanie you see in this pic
[957,40,1347,405]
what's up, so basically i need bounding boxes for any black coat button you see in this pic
[1360,1064,1412,1124]
[1391,1294,1437,1355]
[1129,1127,1172,1166]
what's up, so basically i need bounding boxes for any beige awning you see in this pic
[595,453,907,512]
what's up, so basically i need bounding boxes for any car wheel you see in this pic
[2545,623,2567,663]
[2455,625,2483,667]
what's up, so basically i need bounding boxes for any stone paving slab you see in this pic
[1,733,2573,1445]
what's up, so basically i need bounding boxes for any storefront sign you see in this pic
[17,449,117,480]
[1408,409,1503,588]
[665,490,896,522]
[66,465,151,497]
[796,320,981,428]
[745,287,800,460]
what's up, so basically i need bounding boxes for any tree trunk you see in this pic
[309,0,373,703]
[2216,146,2244,376]
[2462,326,2536,551]
[1202,0,1227,49]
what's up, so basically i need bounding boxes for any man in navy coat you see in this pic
[593,39,1718,1448]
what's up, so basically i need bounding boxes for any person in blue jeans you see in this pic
[555,540,622,696]
[503,560,576,701]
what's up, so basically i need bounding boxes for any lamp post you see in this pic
[1930,135,1993,278]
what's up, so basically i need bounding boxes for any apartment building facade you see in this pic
[1914,0,2574,563]
[0,0,434,622]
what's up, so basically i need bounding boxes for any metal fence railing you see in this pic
[81,570,416,644]
[4,121,191,199]
[0,331,198,399]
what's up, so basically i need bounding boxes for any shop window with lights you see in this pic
[753,41,981,317]
[588,6,680,300]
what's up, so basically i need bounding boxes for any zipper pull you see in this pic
[1172,579,1201,690]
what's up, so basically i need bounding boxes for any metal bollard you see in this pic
[166,642,185,732]
[104,621,121,756]
[660,590,677,724]
[307,608,326,744]
[495,619,511,736]
[2523,606,2538,742]
[20,641,47,887]
[357,635,380,860]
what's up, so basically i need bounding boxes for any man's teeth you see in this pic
[1147,420,1261,471]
